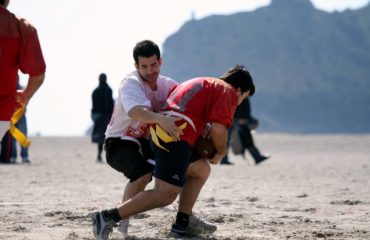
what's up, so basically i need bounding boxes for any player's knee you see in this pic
[190,159,211,180]
[201,160,211,179]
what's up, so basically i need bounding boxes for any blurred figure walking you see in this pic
[91,73,114,162]
[221,98,270,165]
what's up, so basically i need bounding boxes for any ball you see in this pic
[193,136,216,158]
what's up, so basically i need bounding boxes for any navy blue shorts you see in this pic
[190,149,202,163]
[104,138,154,182]
[151,140,193,187]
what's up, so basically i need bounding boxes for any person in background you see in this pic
[221,97,270,165]
[0,0,46,151]
[10,112,29,163]
[91,73,114,162]
[10,83,30,164]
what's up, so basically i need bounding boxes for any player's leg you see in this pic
[0,121,10,153]
[178,158,210,214]
[104,138,154,238]
[172,156,216,236]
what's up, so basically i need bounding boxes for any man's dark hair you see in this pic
[133,40,161,64]
[0,0,5,5]
[220,65,255,96]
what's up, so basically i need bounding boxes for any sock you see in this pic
[176,212,190,228]
[102,208,121,222]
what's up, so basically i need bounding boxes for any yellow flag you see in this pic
[9,107,30,148]
[150,122,187,151]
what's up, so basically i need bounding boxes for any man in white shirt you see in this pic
[100,40,216,238]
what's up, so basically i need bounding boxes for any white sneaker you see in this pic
[187,213,217,236]
[117,218,129,238]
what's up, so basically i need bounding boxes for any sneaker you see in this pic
[187,213,217,236]
[91,211,117,240]
[22,158,31,164]
[170,223,188,237]
[117,218,129,238]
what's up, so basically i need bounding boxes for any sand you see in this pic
[0,134,369,240]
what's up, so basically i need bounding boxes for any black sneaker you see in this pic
[170,223,189,237]
[91,211,117,240]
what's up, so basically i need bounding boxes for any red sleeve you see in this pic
[18,19,46,76]
[205,83,238,128]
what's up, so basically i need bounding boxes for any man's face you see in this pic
[237,89,250,105]
[135,55,162,84]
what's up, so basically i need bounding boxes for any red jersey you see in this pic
[0,7,46,120]
[161,77,238,145]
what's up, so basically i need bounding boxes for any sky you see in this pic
[7,0,370,136]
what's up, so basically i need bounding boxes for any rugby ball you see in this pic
[193,136,216,158]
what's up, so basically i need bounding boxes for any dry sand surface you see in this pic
[0,134,369,240]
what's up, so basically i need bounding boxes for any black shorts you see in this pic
[105,138,154,182]
[151,140,193,187]
[190,150,202,163]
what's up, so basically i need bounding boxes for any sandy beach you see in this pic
[0,134,369,240]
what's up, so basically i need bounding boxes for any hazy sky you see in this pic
[8,0,370,136]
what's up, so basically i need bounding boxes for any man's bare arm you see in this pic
[207,122,228,164]
[128,106,183,141]
[19,73,45,106]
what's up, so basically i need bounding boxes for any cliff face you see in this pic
[161,1,370,133]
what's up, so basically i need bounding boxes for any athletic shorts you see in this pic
[189,149,202,163]
[104,138,154,182]
[151,140,193,187]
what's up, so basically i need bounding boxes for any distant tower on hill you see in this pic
[191,11,196,21]
[271,0,313,7]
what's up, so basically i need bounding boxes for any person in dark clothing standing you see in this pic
[221,98,270,165]
[91,73,114,162]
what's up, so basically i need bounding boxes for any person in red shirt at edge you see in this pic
[91,65,255,240]
[0,0,46,148]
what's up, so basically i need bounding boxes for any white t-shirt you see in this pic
[105,71,177,141]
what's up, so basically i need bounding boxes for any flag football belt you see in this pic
[10,107,30,148]
[150,122,187,152]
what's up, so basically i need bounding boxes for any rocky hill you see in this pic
[161,0,370,133]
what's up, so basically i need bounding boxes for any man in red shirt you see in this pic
[0,0,46,146]
[91,65,256,239]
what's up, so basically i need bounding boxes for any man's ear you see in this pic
[134,62,139,71]
[236,87,242,95]
[159,58,163,66]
